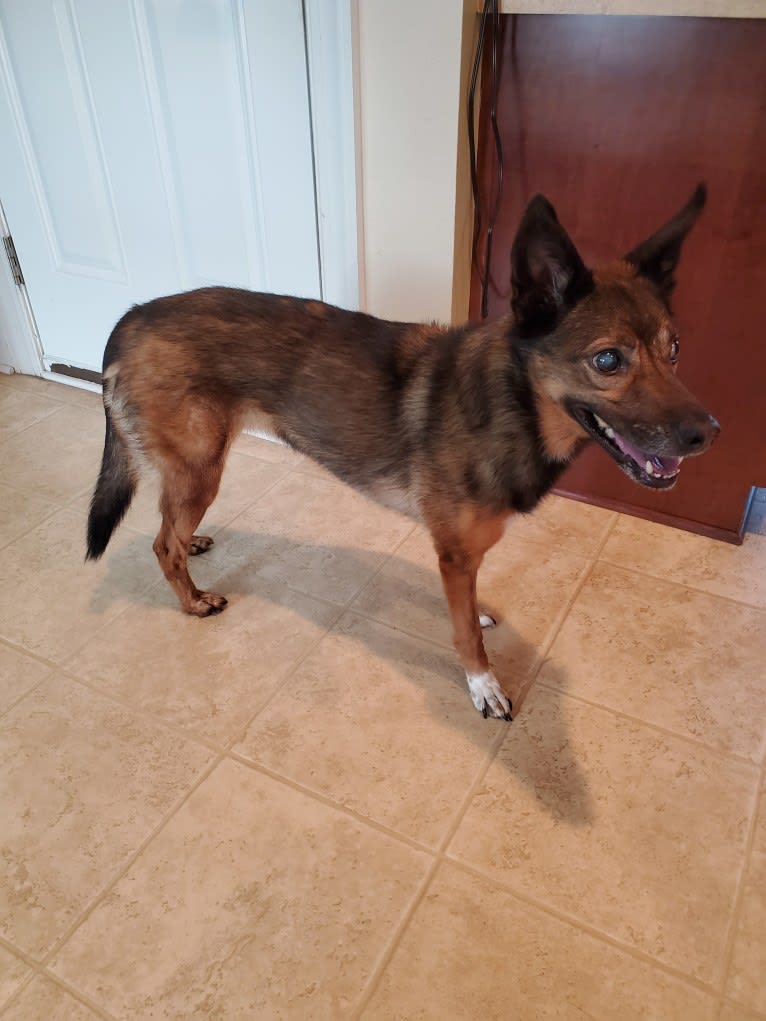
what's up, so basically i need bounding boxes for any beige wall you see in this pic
[353,0,475,324]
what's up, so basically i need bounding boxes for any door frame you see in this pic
[0,0,359,385]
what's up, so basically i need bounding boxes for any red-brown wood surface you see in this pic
[470,14,766,542]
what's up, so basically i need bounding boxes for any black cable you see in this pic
[482,0,504,319]
[467,1,490,289]
[467,1,505,320]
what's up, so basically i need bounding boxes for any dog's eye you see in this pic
[670,338,680,363]
[593,349,621,374]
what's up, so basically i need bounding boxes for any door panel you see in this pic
[470,14,766,542]
[0,0,320,371]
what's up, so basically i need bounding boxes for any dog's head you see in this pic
[511,185,719,489]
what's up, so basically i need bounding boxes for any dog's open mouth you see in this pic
[571,406,683,489]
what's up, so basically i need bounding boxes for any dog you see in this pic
[86,185,719,720]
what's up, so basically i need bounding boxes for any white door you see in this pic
[0,0,321,374]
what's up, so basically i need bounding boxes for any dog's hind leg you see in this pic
[153,456,226,617]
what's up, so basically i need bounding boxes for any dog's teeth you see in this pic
[645,460,654,475]
[594,414,607,428]
[605,427,615,439]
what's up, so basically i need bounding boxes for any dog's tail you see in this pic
[86,313,140,561]
[86,407,136,560]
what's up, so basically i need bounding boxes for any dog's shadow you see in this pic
[93,526,595,827]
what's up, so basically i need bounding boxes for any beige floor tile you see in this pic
[0,373,100,409]
[0,387,61,442]
[289,452,337,478]
[208,473,415,605]
[364,861,717,1021]
[0,485,58,551]
[601,516,766,608]
[0,405,103,504]
[504,493,616,556]
[0,675,212,958]
[50,758,429,1019]
[448,686,757,982]
[72,450,288,539]
[0,644,51,716]
[720,1004,766,1021]
[232,430,304,466]
[725,787,766,1014]
[68,578,339,745]
[0,947,30,1012]
[235,612,502,846]
[1,976,102,1020]
[540,562,766,761]
[0,508,156,662]
[352,527,590,685]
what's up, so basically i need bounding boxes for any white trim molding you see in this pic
[304,0,360,311]
[0,199,43,376]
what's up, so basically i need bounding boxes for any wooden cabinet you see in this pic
[470,14,766,542]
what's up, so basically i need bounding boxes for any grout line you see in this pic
[220,521,419,749]
[226,751,437,858]
[0,970,37,1018]
[55,666,226,756]
[352,858,441,1018]
[512,515,620,712]
[0,968,118,1021]
[38,969,118,1020]
[0,674,52,725]
[534,680,763,768]
[351,520,619,1017]
[717,997,766,1021]
[38,754,224,971]
[0,931,117,1021]
[0,398,69,446]
[0,498,71,558]
[715,756,766,1000]
[596,555,766,616]
[443,855,723,1001]
[350,725,509,1020]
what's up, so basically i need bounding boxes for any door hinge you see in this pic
[3,234,25,286]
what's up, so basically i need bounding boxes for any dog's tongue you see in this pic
[611,433,682,477]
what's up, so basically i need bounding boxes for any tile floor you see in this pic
[0,370,764,1020]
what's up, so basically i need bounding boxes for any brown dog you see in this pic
[87,186,719,720]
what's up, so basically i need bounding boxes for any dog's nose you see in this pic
[676,412,720,455]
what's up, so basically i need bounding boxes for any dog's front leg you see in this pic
[437,551,512,721]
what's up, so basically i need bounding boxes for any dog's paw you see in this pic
[189,535,214,556]
[188,592,228,617]
[466,671,512,721]
[479,613,497,629]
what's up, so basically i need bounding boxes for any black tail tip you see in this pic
[85,520,110,561]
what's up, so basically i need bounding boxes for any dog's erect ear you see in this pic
[625,183,707,301]
[511,195,593,334]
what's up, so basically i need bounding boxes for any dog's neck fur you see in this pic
[428,322,588,516]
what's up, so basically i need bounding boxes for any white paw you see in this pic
[466,671,512,720]
[478,613,496,629]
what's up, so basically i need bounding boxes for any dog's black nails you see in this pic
[503,712,512,722]
[482,704,488,719]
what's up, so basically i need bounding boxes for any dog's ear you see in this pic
[511,195,593,334]
[625,183,707,301]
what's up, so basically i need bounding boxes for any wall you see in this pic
[353,0,475,324]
